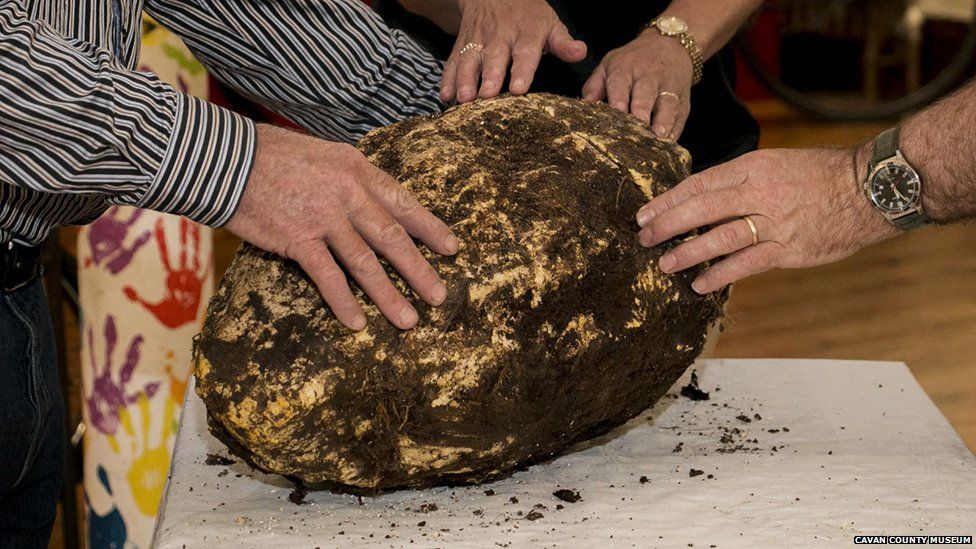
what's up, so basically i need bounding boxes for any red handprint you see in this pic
[123,218,211,329]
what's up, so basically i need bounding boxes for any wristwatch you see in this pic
[643,15,703,85]
[864,127,929,231]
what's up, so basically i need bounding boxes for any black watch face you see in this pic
[869,164,920,214]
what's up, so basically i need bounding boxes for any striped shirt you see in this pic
[0,0,444,246]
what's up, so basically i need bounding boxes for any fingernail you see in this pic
[431,282,447,305]
[444,234,459,254]
[511,79,525,92]
[350,315,367,331]
[639,230,653,247]
[398,306,419,328]
[652,125,667,137]
[481,80,495,91]
[459,86,474,100]
[691,278,707,294]
[659,254,675,273]
[636,208,654,227]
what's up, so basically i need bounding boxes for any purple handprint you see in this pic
[84,207,152,274]
[85,315,159,437]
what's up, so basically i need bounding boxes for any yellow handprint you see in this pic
[118,391,176,517]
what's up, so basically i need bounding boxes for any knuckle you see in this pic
[379,221,409,243]
[631,98,653,111]
[317,265,347,288]
[739,251,766,272]
[393,185,419,214]
[512,44,541,59]
[696,194,719,218]
[686,175,708,197]
[716,225,741,252]
[349,248,380,275]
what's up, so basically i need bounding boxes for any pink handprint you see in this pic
[123,217,210,329]
[85,315,159,438]
[83,207,152,274]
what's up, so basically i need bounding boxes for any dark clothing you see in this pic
[373,0,759,172]
[0,277,64,549]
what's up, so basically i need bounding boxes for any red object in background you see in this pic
[735,8,780,100]
[123,218,211,329]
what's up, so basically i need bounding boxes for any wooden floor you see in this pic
[711,100,976,452]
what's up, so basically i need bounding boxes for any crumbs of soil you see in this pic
[689,469,705,478]
[288,483,308,505]
[525,510,544,521]
[639,476,649,484]
[553,489,581,503]
[205,453,235,466]
[680,371,710,401]
[484,489,496,496]
[418,503,438,513]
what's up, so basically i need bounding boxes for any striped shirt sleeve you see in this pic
[0,2,256,227]
[144,0,444,144]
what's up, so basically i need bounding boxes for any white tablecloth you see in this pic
[154,359,976,548]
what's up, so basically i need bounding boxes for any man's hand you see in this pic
[583,30,693,138]
[225,125,459,331]
[635,148,898,293]
[440,0,586,104]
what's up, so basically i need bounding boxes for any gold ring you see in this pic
[657,91,680,101]
[459,42,485,56]
[742,216,759,246]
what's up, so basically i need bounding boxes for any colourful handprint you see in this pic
[86,315,159,453]
[83,206,152,274]
[123,217,210,329]
[86,464,129,549]
[121,391,177,517]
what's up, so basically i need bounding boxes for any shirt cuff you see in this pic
[138,93,257,227]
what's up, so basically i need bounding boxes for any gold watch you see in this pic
[643,15,703,85]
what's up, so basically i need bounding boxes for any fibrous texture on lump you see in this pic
[194,94,727,493]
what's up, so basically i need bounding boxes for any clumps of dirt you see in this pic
[205,453,235,466]
[418,503,439,513]
[288,483,308,505]
[553,489,581,503]
[680,371,710,401]
[689,469,705,478]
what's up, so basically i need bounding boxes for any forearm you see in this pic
[657,0,762,59]
[0,3,255,226]
[896,79,976,222]
[147,0,444,144]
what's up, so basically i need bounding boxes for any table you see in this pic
[154,359,976,548]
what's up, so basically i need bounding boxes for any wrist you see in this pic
[847,142,902,245]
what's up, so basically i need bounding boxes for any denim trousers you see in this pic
[0,277,64,549]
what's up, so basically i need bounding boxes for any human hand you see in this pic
[583,30,693,139]
[635,148,899,293]
[225,125,459,331]
[441,0,587,104]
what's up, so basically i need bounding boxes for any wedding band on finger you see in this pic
[459,42,486,56]
[657,91,680,101]
[742,215,759,246]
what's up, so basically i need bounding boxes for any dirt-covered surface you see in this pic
[193,93,726,492]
